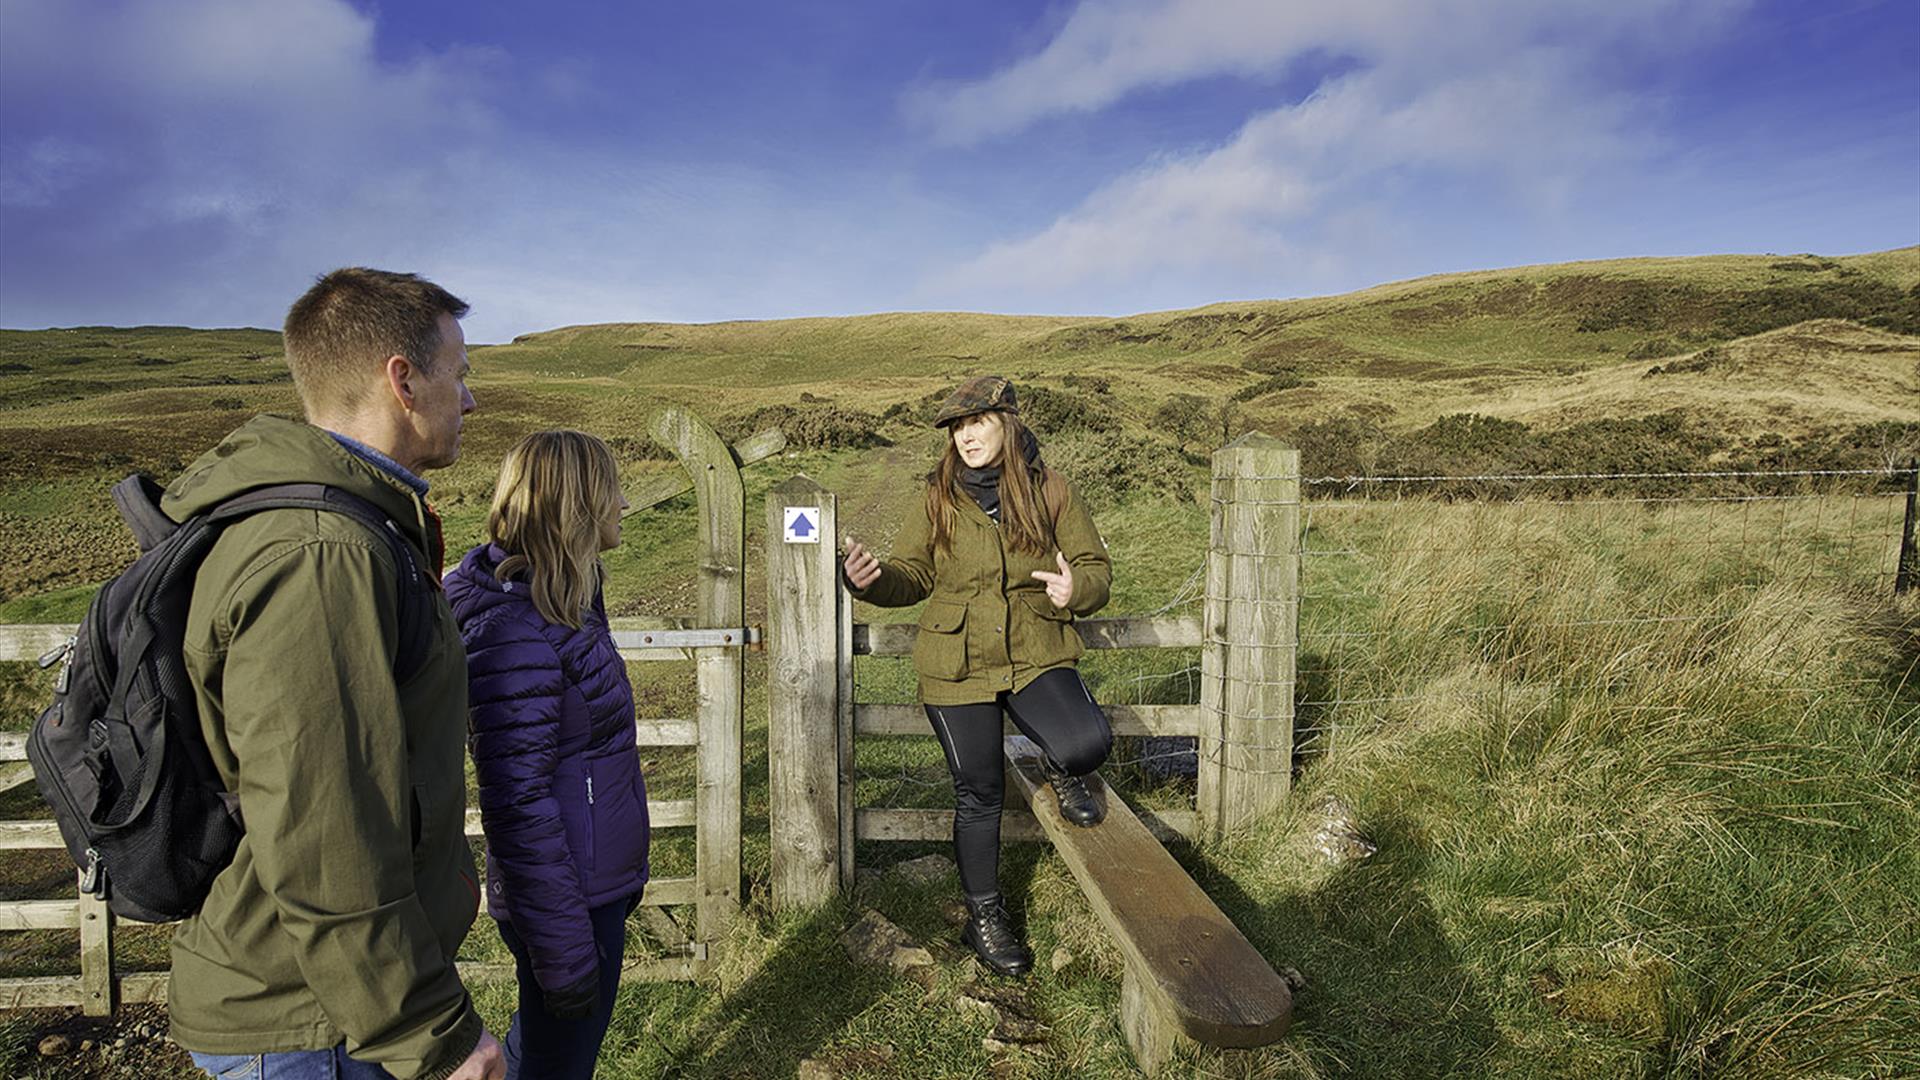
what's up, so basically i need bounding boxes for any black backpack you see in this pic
[27,475,435,922]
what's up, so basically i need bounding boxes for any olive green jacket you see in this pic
[851,470,1111,705]
[162,415,482,1080]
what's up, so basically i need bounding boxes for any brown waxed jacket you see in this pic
[850,470,1110,705]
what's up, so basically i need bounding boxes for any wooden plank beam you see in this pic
[464,798,693,840]
[0,624,73,663]
[0,899,78,930]
[77,889,113,1016]
[622,427,786,515]
[854,615,1202,657]
[854,806,1196,844]
[652,406,745,943]
[854,703,1200,738]
[765,476,844,911]
[1002,739,1290,1061]
[0,820,65,850]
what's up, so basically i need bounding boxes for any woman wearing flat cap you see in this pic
[842,375,1114,978]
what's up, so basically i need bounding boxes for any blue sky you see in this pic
[1,0,1915,342]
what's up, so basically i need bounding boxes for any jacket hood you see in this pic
[162,414,433,550]
[445,543,517,624]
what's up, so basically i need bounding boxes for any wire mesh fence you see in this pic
[1292,465,1916,757]
[853,464,1918,820]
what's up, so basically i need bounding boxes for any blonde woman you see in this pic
[843,376,1113,977]
[445,431,648,1080]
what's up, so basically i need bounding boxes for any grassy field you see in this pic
[1,249,1917,1077]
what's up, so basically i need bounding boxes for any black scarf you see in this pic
[958,426,1042,519]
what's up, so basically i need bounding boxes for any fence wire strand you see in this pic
[855,466,1919,812]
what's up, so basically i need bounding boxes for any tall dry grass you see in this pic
[1251,492,1920,1076]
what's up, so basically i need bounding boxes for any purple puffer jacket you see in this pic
[445,543,649,994]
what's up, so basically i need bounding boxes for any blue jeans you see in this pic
[190,1046,393,1079]
[496,896,634,1080]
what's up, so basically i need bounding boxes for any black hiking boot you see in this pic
[1045,760,1105,827]
[962,894,1033,978]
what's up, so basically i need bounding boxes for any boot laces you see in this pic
[971,898,1020,951]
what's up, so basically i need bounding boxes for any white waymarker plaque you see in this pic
[783,506,822,544]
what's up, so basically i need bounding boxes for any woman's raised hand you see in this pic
[1030,551,1073,608]
[843,537,882,589]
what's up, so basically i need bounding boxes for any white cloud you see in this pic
[919,0,1745,307]
[0,0,519,327]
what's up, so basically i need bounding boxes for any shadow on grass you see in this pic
[1182,814,1504,1076]
[655,902,889,1080]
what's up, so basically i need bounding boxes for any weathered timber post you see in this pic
[765,476,846,909]
[1198,434,1300,839]
[1897,458,1917,596]
[78,888,113,1016]
[651,407,745,940]
[836,561,856,891]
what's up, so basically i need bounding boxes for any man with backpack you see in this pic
[160,269,505,1079]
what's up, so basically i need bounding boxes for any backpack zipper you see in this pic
[586,776,595,805]
[37,636,76,694]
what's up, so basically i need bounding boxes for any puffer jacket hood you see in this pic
[445,542,650,994]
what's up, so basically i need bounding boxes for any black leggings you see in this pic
[924,667,1113,898]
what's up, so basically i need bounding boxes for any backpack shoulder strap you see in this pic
[111,474,180,552]
[206,484,435,682]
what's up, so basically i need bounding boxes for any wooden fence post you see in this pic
[765,476,845,909]
[78,888,113,1017]
[836,547,857,892]
[652,407,745,941]
[1198,434,1300,839]
[1897,458,1917,596]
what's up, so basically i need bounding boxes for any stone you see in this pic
[796,1059,837,1080]
[993,1015,1050,1043]
[839,909,934,976]
[936,896,970,927]
[38,1034,73,1057]
[1280,966,1308,991]
[890,853,956,885]
[1049,947,1074,973]
[956,995,998,1023]
[891,943,936,975]
[1310,793,1377,864]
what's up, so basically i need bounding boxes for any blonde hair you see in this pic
[486,430,624,628]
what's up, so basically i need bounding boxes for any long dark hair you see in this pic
[926,411,1052,557]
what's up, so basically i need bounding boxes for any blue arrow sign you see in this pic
[783,506,822,544]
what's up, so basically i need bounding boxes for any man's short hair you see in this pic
[283,268,469,416]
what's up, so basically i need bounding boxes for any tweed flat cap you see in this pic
[932,375,1019,428]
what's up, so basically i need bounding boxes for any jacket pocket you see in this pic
[912,599,969,681]
[555,761,594,874]
[1019,592,1084,666]
[588,754,649,887]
